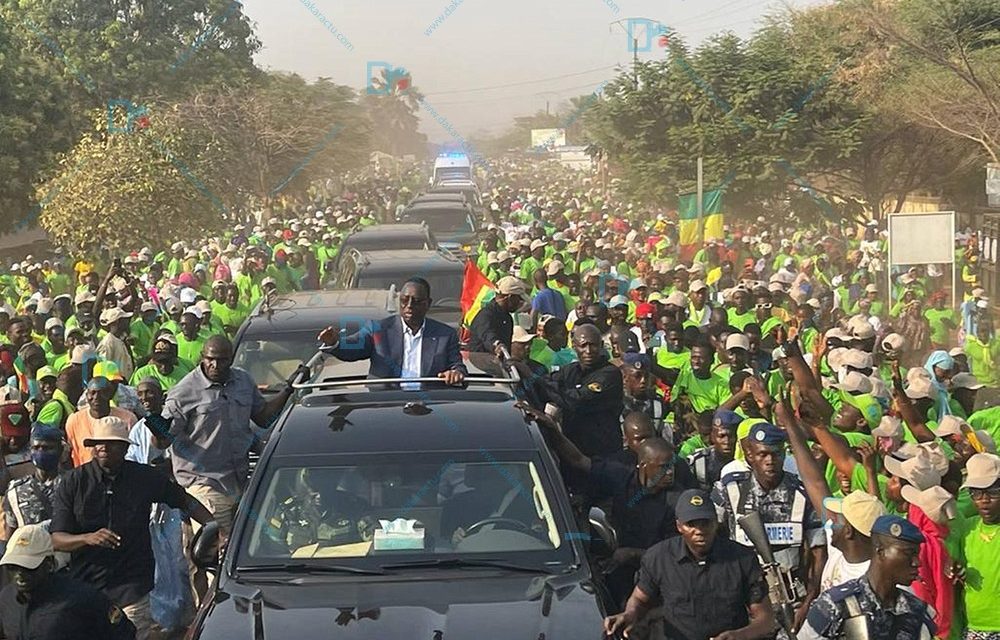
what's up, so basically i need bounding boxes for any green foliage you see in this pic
[39,74,373,251]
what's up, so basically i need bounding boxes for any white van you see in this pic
[431,153,472,184]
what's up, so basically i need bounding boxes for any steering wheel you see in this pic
[463,517,533,537]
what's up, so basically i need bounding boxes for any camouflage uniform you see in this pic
[263,489,375,552]
[687,446,727,491]
[3,473,62,530]
[798,575,935,640]
[712,468,824,598]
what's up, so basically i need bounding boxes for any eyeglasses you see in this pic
[398,296,429,308]
[755,303,773,310]
[970,488,1000,500]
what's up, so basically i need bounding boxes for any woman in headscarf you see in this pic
[924,350,955,420]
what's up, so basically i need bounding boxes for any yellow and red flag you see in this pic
[460,260,494,327]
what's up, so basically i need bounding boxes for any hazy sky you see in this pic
[241,0,826,142]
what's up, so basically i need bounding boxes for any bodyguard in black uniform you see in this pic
[538,324,624,457]
[604,489,776,640]
[0,523,136,640]
[523,404,695,609]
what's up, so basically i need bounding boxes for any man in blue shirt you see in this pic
[530,268,567,323]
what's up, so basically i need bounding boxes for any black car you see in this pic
[397,202,478,258]
[328,248,464,328]
[332,224,436,270]
[188,367,617,640]
[232,289,397,393]
[409,192,469,207]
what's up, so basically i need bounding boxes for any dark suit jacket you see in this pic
[326,315,468,378]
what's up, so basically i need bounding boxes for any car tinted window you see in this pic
[234,331,319,389]
[241,459,565,563]
[357,274,462,307]
[400,210,474,233]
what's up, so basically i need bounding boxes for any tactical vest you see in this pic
[724,472,806,570]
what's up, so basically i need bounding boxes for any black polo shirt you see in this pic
[468,299,514,353]
[588,457,696,549]
[541,358,624,457]
[0,573,136,640]
[637,535,767,640]
[50,460,189,606]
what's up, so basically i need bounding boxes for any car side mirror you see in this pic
[191,520,221,570]
[587,506,618,555]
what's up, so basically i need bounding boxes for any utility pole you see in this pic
[696,156,704,240]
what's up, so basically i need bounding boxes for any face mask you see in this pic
[31,450,60,472]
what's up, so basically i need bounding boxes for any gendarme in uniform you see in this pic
[711,422,824,589]
[799,515,935,640]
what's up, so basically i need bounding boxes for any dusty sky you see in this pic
[241,0,827,142]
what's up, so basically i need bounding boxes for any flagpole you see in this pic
[696,156,704,242]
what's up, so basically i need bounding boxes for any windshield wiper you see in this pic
[379,558,553,574]
[237,563,384,576]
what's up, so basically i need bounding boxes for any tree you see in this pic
[854,0,1000,162]
[38,109,233,254]
[173,73,372,209]
[362,66,427,157]
[0,15,80,229]
[38,74,373,250]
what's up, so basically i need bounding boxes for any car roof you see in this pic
[240,289,393,336]
[348,249,464,273]
[403,201,472,212]
[345,224,429,238]
[273,385,533,456]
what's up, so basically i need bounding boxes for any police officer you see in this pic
[538,324,624,457]
[712,421,827,631]
[687,409,741,491]
[620,352,671,442]
[0,523,136,639]
[4,424,65,539]
[798,514,935,640]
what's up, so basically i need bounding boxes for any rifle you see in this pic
[738,511,799,639]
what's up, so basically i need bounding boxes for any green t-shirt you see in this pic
[960,517,1000,631]
[129,360,193,391]
[727,308,756,331]
[177,334,206,365]
[924,307,957,345]
[679,434,710,459]
[970,406,1000,445]
[672,367,731,413]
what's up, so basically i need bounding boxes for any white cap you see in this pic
[951,372,985,390]
[725,333,750,351]
[35,297,53,315]
[99,307,133,325]
[44,317,64,331]
[0,523,53,570]
[182,305,203,320]
[831,370,873,394]
[74,291,96,305]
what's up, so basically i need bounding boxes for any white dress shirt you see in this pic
[401,320,424,391]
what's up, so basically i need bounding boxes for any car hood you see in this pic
[196,572,605,639]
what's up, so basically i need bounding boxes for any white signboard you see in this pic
[887,211,956,308]
[530,128,566,149]
[887,211,955,265]
[988,163,1000,207]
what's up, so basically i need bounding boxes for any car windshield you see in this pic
[238,456,572,567]
[400,210,474,233]
[357,274,462,308]
[234,331,319,389]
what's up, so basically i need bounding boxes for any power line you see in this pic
[421,65,618,96]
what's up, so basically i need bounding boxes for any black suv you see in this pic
[332,224,436,270]
[397,202,478,258]
[188,366,617,640]
[328,248,464,328]
[232,289,397,394]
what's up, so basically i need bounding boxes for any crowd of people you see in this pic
[0,158,997,640]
